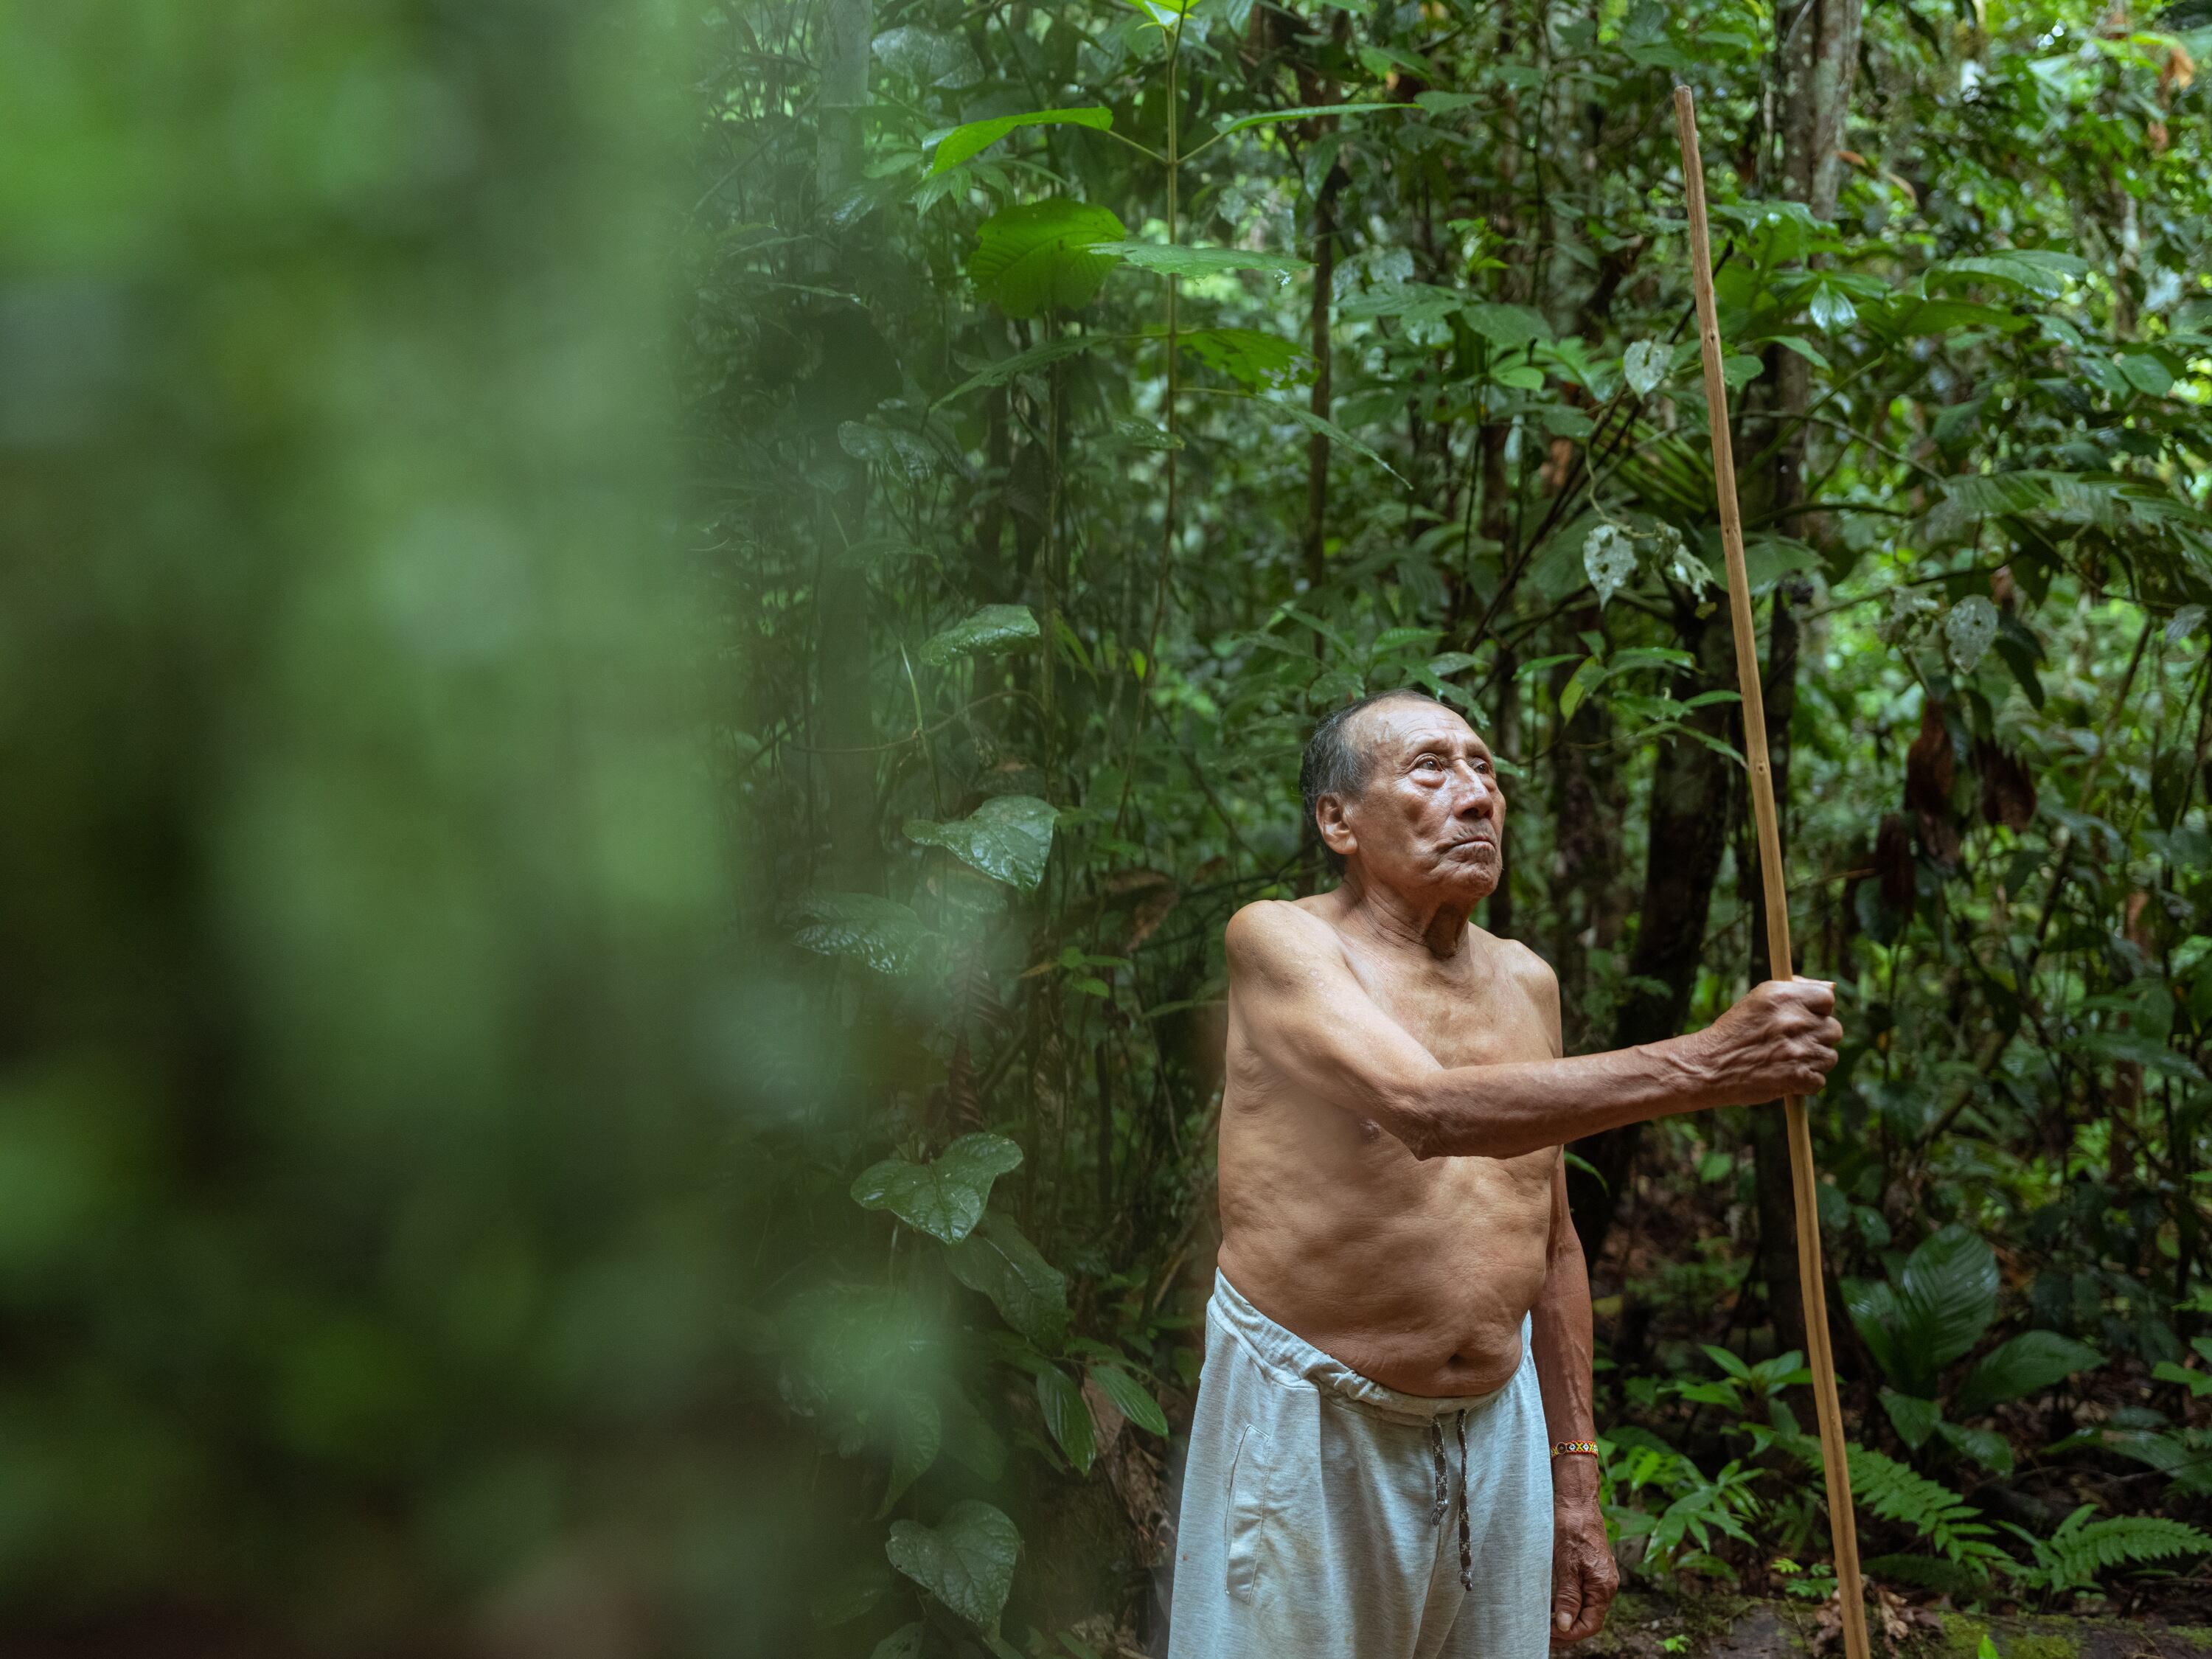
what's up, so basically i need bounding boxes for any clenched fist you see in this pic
[1697,976,1843,1105]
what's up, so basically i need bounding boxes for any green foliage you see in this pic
[2001,1506,2212,1599]
[852,1133,1026,1242]
[886,1499,1023,1627]
[967,200,1127,318]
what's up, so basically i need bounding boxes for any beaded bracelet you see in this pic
[1551,1439,1600,1458]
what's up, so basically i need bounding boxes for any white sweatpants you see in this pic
[1165,1272,1551,1659]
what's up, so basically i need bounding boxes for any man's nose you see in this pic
[1454,767,1495,812]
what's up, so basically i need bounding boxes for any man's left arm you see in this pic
[1532,1158,1618,1644]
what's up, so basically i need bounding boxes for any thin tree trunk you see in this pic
[815,0,876,885]
[1302,166,1346,593]
[1568,607,1737,1259]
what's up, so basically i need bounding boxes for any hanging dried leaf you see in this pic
[1877,812,1916,912]
[1973,739,2036,831]
[1905,700,1960,869]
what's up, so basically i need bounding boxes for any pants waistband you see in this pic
[1209,1269,1531,1425]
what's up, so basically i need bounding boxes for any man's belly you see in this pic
[1216,1106,1557,1397]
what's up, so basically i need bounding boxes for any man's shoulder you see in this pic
[1477,930,1559,997]
[1224,897,1340,970]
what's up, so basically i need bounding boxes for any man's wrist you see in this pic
[1551,1449,1601,1507]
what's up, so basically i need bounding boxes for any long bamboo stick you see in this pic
[1670,84,1870,1659]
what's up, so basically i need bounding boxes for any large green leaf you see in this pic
[1462,302,1551,349]
[1879,1388,1942,1449]
[877,1388,943,1517]
[885,1499,1020,1627]
[905,795,1057,890]
[1035,1363,1096,1473]
[791,894,936,975]
[851,1133,1023,1243]
[1898,1225,2000,1378]
[929,106,1112,174]
[967,199,1124,317]
[919,604,1040,666]
[944,1212,1068,1349]
[1086,1363,1169,1436]
[1843,1277,1906,1388]
[1194,101,1413,147]
[1952,1331,2102,1416]
[1179,327,1312,389]
[1096,240,1309,279]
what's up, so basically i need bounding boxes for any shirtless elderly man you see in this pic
[1166,689,1842,1659]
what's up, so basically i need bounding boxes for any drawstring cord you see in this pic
[1427,1409,1475,1590]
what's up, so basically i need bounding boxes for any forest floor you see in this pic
[1588,1591,2212,1659]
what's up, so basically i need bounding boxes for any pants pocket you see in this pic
[1223,1422,1265,1601]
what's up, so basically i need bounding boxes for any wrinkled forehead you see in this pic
[1354,697,1489,762]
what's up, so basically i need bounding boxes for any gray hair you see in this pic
[1298,689,1448,873]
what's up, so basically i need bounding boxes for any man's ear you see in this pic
[1315,793,1357,860]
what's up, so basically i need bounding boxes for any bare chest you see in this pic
[1338,945,1554,1068]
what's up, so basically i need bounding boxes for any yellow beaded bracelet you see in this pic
[1551,1439,1600,1458]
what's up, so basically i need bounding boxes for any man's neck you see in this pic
[1334,869,1475,961]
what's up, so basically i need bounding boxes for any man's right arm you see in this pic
[1225,902,1840,1162]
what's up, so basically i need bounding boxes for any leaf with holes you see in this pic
[905,796,1057,891]
[886,1499,1021,1627]
[931,108,1112,174]
[1944,595,1999,672]
[920,604,1040,666]
[967,199,1124,317]
[852,1133,1023,1242]
[1584,524,1638,606]
[792,894,936,975]
[1622,339,1668,396]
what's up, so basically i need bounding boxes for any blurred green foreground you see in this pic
[0,3,793,1652]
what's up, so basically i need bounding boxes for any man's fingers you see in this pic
[1551,1576,1583,1642]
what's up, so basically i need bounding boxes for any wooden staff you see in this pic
[1671,83,1870,1659]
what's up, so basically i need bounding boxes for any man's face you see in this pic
[1319,699,1506,902]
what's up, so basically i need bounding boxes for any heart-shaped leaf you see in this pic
[944,1212,1068,1348]
[852,1133,1023,1242]
[920,604,1040,667]
[1622,338,1668,396]
[792,894,936,975]
[877,1388,943,1517]
[886,1499,1020,1627]
[905,796,1057,890]
[967,198,1124,317]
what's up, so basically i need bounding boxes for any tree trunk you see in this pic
[814,0,877,885]
[1567,607,1737,1261]
[1548,607,1630,1052]
[1302,166,1347,594]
